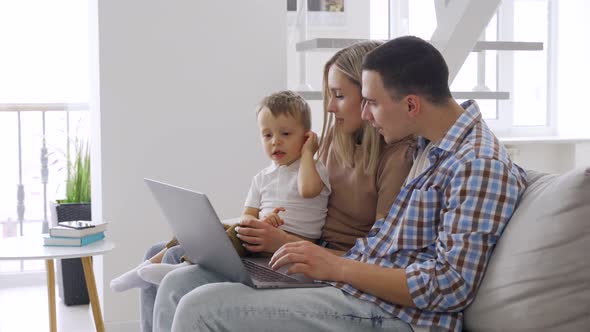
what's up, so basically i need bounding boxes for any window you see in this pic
[0,0,90,276]
[0,0,90,103]
[370,0,555,137]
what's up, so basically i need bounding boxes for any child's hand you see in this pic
[302,131,319,156]
[262,207,285,227]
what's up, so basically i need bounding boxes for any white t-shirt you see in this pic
[244,159,331,239]
[404,141,435,185]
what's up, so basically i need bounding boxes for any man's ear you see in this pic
[406,95,420,119]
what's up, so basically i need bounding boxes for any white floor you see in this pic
[0,285,94,332]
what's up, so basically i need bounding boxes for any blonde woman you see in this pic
[150,41,415,332]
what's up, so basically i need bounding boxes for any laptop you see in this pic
[144,178,327,289]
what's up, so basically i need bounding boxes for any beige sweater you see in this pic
[320,132,414,251]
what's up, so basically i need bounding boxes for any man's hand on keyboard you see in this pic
[269,241,346,281]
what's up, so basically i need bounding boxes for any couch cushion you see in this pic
[464,167,590,331]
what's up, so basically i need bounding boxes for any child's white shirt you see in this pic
[244,159,331,239]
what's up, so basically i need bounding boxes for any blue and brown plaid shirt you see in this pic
[334,100,527,331]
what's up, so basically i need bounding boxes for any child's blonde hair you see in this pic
[319,41,384,174]
[257,91,311,131]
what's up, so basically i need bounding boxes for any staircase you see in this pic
[291,0,544,103]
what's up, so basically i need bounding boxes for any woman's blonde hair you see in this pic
[318,40,384,174]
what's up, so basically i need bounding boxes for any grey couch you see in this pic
[464,167,590,331]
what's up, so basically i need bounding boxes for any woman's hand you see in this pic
[302,131,319,156]
[239,214,259,225]
[269,241,345,281]
[236,218,290,253]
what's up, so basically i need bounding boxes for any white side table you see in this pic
[0,236,115,332]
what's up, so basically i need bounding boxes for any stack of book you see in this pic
[44,221,108,247]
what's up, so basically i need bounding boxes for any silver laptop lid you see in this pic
[144,178,252,285]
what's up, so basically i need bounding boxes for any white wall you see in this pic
[92,1,285,330]
[506,143,574,174]
[503,140,590,174]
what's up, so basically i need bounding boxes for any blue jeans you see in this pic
[140,242,186,332]
[153,264,413,332]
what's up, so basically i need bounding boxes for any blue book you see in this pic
[43,231,105,247]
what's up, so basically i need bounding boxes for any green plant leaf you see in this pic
[62,139,91,203]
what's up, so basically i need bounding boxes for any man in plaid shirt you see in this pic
[158,36,527,332]
[270,36,527,331]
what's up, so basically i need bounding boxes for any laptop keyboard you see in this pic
[242,259,299,283]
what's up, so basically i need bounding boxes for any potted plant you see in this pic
[53,139,92,306]
[55,140,91,221]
